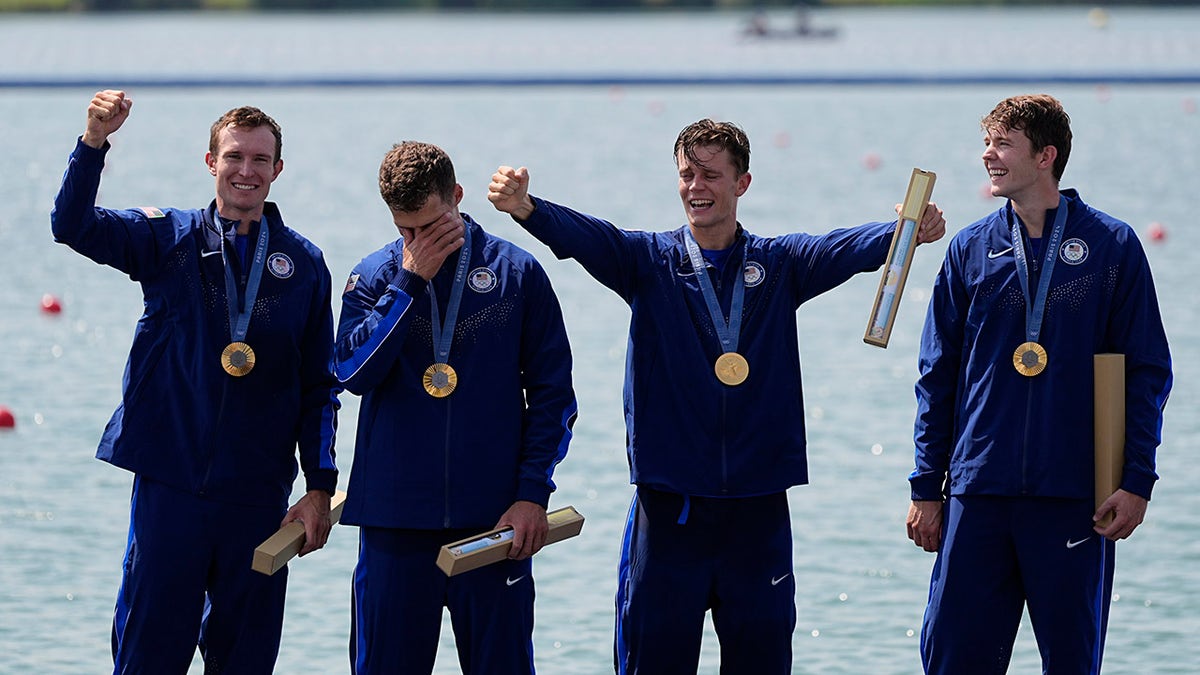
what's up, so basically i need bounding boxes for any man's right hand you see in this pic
[488,166,535,220]
[906,500,944,553]
[400,210,465,281]
[83,90,132,149]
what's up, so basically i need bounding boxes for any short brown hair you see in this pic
[209,106,282,163]
[982,94,1072,181]
[674,119,751,175]
[378,141,457,213]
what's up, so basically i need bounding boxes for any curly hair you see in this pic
[209,106,282,163]
[673,119,751,175]
[378,141,457,213]
[982,94,1072,181]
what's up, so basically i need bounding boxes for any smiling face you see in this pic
[981,125,1056,204]
[677,144,751,249]
[206,124,283,226]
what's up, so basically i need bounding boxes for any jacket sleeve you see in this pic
[782,221,896,305]
[514,260,578,507]
[50,138,180,280]
[1104,228,1173,500]
[334,253,428,395]
[297,251,340,495]
[515,196,641,303]
[910,240,968,501]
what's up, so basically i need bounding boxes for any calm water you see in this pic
[1,7,1198,674]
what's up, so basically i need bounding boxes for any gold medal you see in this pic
[714,352,749,386]
[1012,341,1048,377]
[423,363,458,398]
[221,341,256,377]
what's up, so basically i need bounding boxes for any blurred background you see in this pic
[1,3,1197,673]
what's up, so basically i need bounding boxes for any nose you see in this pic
[233,158,256,175]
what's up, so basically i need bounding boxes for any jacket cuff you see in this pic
[516,480,552,509]
[1119,471,1156,501]
[517,195,546,226]
[389,266,426,299]
[909,474,946,501]
[304,469,338,497]
[75,136,110,158]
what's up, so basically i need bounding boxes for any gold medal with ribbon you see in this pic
[1009,195,1069,380]
[424,222,472,399]
[222,341,256,377]
[714,352,749,386]
[423,362,458,398]
[215,209,270,378]
[1012,341,1047,377]
[683,231,750,388]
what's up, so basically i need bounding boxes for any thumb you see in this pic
[516,166,529,184]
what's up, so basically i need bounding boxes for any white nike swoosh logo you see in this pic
[1066,537,1092,549]
[771,574,791,586]
[201,250,223,258]
[987,247,1014,259]
[506,576,526,586]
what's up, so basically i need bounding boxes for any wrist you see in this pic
[81,131,108,150]
[512,197,536,221]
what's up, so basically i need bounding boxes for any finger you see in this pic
[509,528,526,560]
[490,175,517,196]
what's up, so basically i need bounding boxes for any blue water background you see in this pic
[1,7,1198,673]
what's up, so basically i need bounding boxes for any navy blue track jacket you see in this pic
[335,216,577,530]
[912,190,1172,502]
[517,197,894,498]
[51,139,339,508]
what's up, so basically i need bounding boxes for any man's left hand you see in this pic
[915,201,946,244]
[495,500,548,560]
[1093,489,1148,541]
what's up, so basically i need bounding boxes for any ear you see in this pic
[735,172,752,197]
[271,159,284,181]
[453,183,465,206]
[1038,145,1058,171]
[205,152,217,176]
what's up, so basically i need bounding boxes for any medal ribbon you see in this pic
[429,223,473,364]
[1010,194,1068,345]
[684,231,746,355]
[219,213,270,344]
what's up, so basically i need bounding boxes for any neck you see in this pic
[1010,185,1061,239]
[216,203,265,235]
[689,223,737,250]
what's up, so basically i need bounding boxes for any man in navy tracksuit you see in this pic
[51,90,339,673]
[907,94,1173,674]
[335,141,577,674]
[489,119,945,674]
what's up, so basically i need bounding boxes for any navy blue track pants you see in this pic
[921,495,1116,675]
[615,487,796,674]
[112,476,288,674]
[351,526,536,675]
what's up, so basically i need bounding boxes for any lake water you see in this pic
[1,6,1198,674]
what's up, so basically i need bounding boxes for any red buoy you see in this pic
[41,294,63,314]
[1147,221,1166,242]
[0,406,15,429]
[862,153,882,171]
